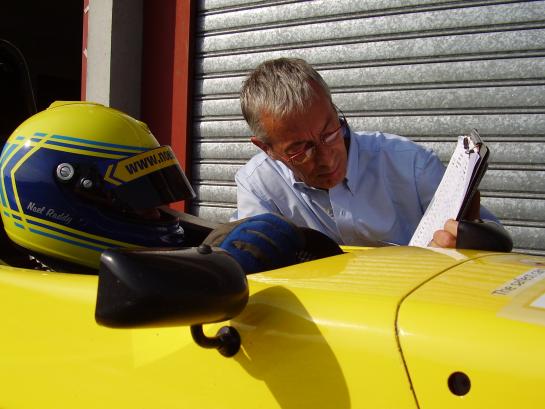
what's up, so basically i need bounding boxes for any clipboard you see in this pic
[408,129,489,247]
[456,129,489,221]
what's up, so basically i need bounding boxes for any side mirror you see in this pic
[95,244,248,356]
[457,220,513,252]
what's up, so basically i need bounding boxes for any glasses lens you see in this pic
[285,115,346,165]
[290,146,315,165]
[323,127,342,145]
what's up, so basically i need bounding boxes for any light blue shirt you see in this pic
[233,130,497,245]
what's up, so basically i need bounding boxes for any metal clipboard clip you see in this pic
[463,129,482,154]
[457,128,489,220]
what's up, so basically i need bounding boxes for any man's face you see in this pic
[253,92,348,190]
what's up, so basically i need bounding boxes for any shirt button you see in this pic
[340,210,345,216]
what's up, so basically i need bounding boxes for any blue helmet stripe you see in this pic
[4,170,20,211]
[0,143,18,164]
[2,150,23,211]
[1,141,38,211]
[26,218,123,248]
[0,184,6,208]
[50,134,149,151]
[28,228,106,253]
[43,140,135,157]
[0,143,18,208]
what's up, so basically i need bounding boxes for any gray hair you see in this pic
[240,58,332,142]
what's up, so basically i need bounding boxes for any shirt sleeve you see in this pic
[414,148,445,214]
[231,170,279,221]
[479,205,500,223]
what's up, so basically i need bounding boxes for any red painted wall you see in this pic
[141,0,196,211]
[81,0,196,211]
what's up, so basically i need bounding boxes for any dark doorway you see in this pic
[0,0,83,137]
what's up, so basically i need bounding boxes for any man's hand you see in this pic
[429,219,458,248]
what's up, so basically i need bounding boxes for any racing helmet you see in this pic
[0,101,195,269]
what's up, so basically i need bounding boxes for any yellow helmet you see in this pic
[0,101,195,270]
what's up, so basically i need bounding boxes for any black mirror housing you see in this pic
[457,220,513,252]
[95,245,248,328]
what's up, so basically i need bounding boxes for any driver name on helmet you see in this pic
[0,101,195,270]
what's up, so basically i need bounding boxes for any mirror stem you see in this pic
[190,324,241,357]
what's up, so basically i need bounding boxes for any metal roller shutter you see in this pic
[191,0,545,255]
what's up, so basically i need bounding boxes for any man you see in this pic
[233,57,501,248]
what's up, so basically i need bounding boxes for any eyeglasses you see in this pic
[277,114,348,165]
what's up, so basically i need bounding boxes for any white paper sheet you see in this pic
[409,136,480,247]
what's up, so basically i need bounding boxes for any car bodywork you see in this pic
[1,244,545,408]
[1,38,543,408]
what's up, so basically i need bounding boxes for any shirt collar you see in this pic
[344,129,360,194]
[287,166,327,194]
[273,158,306,189]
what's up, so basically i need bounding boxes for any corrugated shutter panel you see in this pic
[192,0,545,255]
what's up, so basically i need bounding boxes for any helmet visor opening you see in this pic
[105,146,196,210]
[113,164,195,210]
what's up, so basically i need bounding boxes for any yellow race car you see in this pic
[2,240,545,408]
[0,44,543,406]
